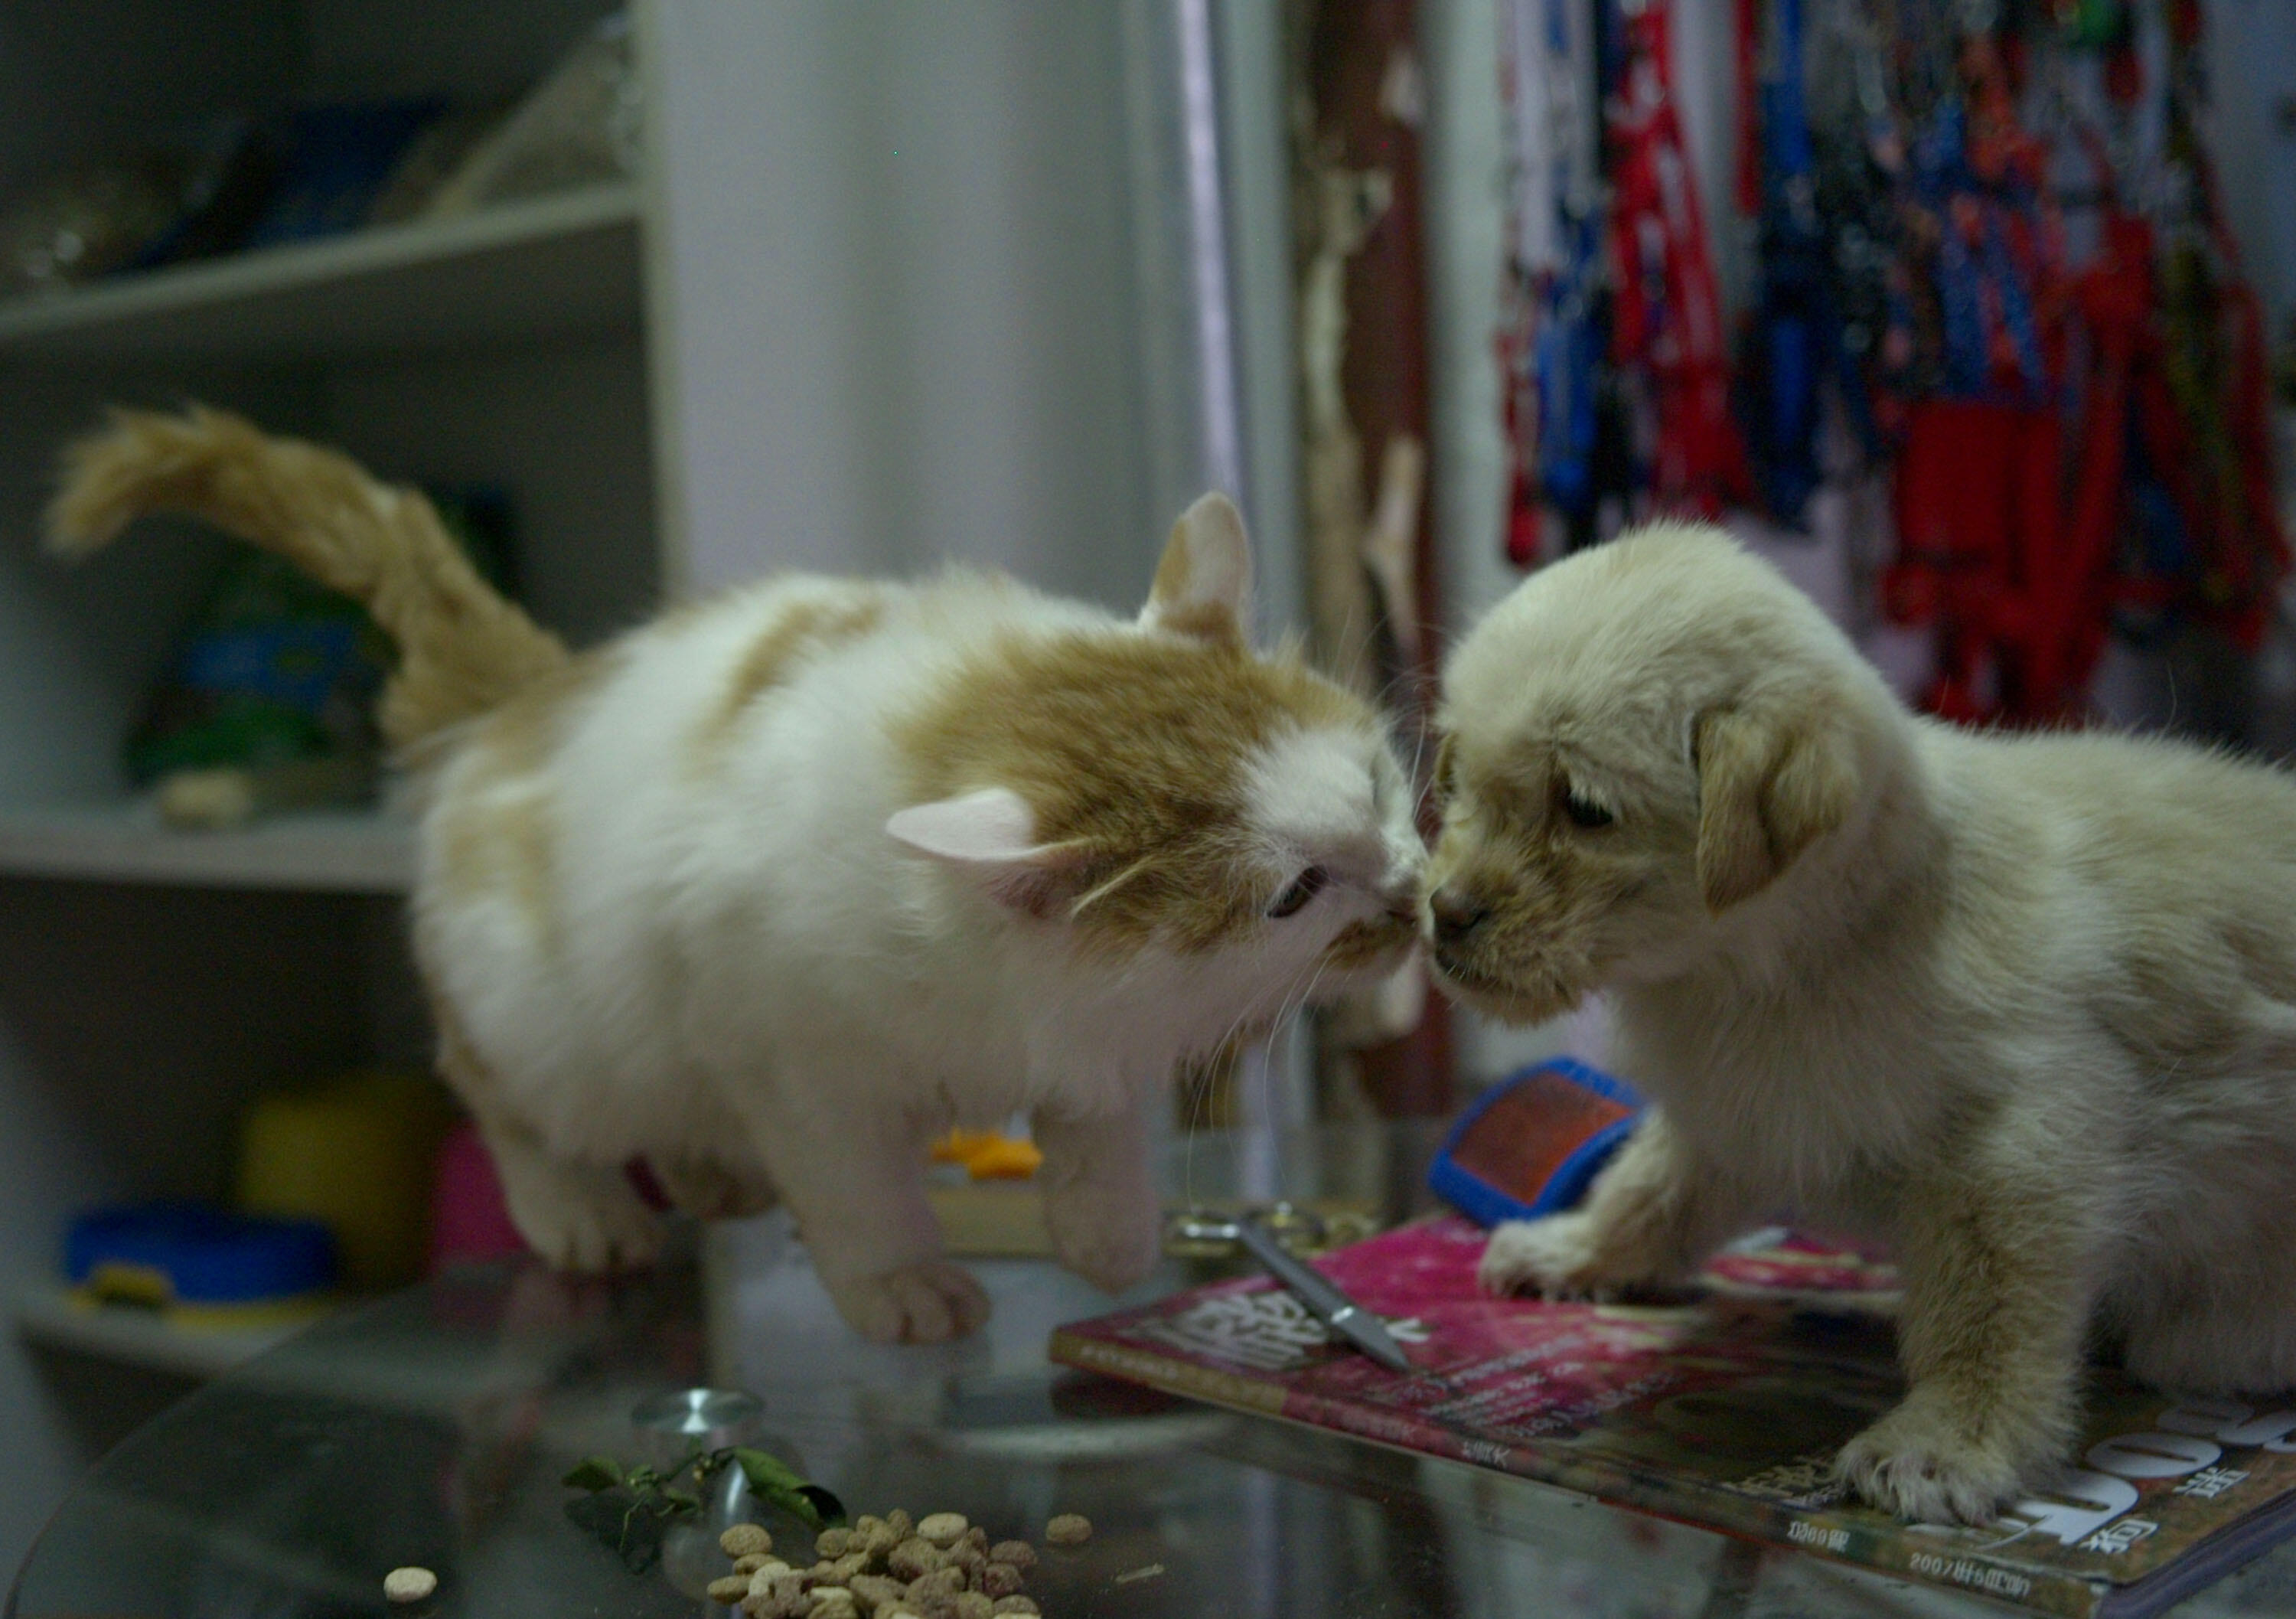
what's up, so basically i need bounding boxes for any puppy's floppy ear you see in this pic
[1140,492,1252,645]
[1694,694,1861,912]
[886,788,1090,918]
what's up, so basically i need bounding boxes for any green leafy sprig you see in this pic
[562,1448,848,1574]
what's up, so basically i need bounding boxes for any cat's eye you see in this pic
[1561,788,1614,830]
[1268,866,1328,919]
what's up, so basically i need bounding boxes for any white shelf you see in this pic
[0,803,416,893]
[19,1282,597,1420]
[16,1287,308,1381]
[0,183,643,363]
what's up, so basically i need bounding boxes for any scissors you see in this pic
[1165,1207,1414,1373]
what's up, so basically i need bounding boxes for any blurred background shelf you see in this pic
[0,182,641,363]
[17,1284,579,1418]
[0,803,416,892]
[15,1288,304,1383]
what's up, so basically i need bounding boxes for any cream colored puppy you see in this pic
[1428,523,2296,1525]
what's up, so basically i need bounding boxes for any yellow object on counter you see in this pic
[69,1268,331,1332]
[928,1129,1043,1180]
[236,1071,454,1290]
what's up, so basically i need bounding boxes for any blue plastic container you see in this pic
[65,1203,337,1325]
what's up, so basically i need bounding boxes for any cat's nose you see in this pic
[1429,886,1491,948]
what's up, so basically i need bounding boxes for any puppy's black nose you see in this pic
[1430,886,1491,948]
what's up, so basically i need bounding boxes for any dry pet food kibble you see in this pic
[907,1566,966,1601]
[916,1513,968,1547]
[722,1524,775,1558]
[889,1537,947,1580]
[383,1566,437,1604]
[1044,1513,1091,1546]
[744,1575,806,1618]
[712,1503,1044,1619]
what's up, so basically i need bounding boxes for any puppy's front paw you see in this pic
[1835,1401,2030,1526]
[832,1260,992,1345]
[1479,1212,1652,1301]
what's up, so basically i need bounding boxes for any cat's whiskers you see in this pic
[1067,853,1159,920]
[1178,948,1335,1213]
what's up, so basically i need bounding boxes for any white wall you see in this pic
[643,2,1179,612]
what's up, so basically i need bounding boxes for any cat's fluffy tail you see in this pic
[46,405,569,751]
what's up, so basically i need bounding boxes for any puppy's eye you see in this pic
[1268,866,1328,919]
[1562,788,1614,830]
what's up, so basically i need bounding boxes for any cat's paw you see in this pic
[514,1177,664,1274]
[653,1158,777,1221]
[1050,1206,1163,1295]
[1835,1402,2029,1526]
[1478,1212,1649,1301]
[833,1260,992,1345]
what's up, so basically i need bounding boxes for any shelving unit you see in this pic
[17,1287,579,1417]
[0,804,415,892]
[0,182,642,363]
[0,194,642,900]
[0,0,667,1572]
[0,0,1202,1579]
[15,1288,308,1383]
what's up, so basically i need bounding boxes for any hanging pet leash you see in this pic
[1502,0,1609,563]
[1604,0,1749,518]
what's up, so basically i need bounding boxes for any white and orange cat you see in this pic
[50,409,1424,1343]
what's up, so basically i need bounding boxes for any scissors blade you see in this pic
[1233,1217,1413,1373]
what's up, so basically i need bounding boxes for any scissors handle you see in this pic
[1233,1217,1412,1373]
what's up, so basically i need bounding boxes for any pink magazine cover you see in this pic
[1049,1217,2296,1617]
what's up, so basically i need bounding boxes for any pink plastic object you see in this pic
[426,1120,528,1273]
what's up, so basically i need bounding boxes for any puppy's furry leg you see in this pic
[1035,1095,1163,1294]
[1479,1109,1747,1299]
[2122,1281,2296,1399]
[725,1069,987,1345]
[1835,1147,2097,1525]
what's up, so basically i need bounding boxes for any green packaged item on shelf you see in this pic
[127,547,389,786]
[130,488,514,826]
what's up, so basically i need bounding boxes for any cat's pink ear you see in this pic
[885,788,1084,916]
[1140,492,1252,645]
